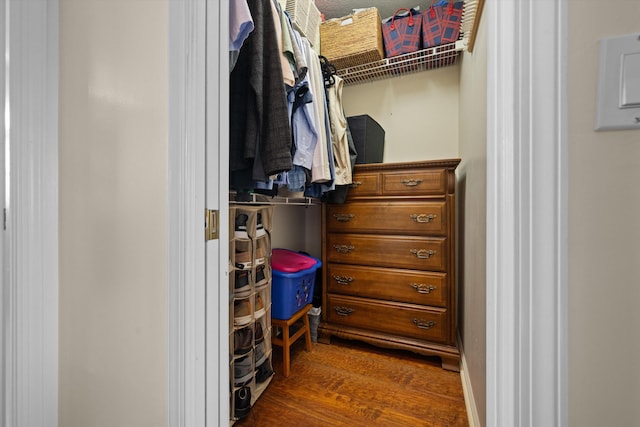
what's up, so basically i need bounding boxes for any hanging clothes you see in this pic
[286,23,317,173]
[230,0,292,189]
[323,72,358,203]
[326,75,352,186]
[301,37,333,184]
[229,0,254,72]
[270,0,295,88]
[281,10,308,84]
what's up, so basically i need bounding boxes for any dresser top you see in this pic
[353,159,461,173]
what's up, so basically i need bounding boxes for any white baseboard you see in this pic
[459,339,481,427]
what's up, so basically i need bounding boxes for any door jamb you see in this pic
[485,0,568,425]
[2,0,59,425]
[167,0,207,425]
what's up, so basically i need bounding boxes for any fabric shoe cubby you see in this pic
[229,205,275,422]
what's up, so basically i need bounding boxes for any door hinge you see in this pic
[205,209,219,241]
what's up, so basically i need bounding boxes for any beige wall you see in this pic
[272,204,322,258]
[59,1,168,426]
[568,1,640,426]
[458,16,487,427]
[342,66,460,162]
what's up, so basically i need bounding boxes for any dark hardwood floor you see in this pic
[235,337,469,426]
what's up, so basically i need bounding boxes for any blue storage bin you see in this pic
[271,251,321,320]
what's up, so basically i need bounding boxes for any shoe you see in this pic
[255,322,264,344]
[234,246,265,270]
[254,246,266,266]
[234,269,251,297]
[255,341,268,367]
[235,212,266,238]
[234,214,249,239]
[235,248,252,270]
[234,327,253,355]
[254,295,265,319]
[255,213,266,237]
[255,264,267,287]
[255,359,273,383]
[234,354,253,386]
[234,299,252,326]
[234,386,251,419]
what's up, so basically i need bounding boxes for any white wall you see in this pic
[58,1,168,425]
[568,1,640,426]
[342,66,460,162]
[458,15,487,427]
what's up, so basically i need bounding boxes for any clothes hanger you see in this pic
[318,55,337,87]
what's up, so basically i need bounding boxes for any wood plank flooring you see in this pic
[235,337,468,426]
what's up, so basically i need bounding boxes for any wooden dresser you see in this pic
[319,159,460,371]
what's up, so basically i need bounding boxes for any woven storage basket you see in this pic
[285,0,321,48]
[320,8,384,70]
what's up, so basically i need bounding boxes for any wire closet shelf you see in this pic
[230,191,319,206]
[334,0,483,85]
[336,40,464,85]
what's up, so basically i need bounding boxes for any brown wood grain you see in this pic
[326,201,448,236]
[321,161,460,369]
[326,263,448,307]
[326,234,448,272]
[234,338,468,426]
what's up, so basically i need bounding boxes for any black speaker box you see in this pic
[347,115,385,164]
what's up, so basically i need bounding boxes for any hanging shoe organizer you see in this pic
[230,205,275,423]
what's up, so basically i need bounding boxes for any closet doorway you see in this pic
[171,1,569,425]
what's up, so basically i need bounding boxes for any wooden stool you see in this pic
[271,304,313,377]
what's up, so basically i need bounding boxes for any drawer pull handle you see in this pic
[412,319,436,330]
[401,178,423,187]
[333,275,354,286]
[334,244,354,254]
[410,213,437,223]
[333,213,355,222]
[410,249,436,259]
[350,181,362,188]
[334,306,354,316]
[409,283,437,294]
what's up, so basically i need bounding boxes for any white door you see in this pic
[205,1,230,425]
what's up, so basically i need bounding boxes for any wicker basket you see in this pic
[285,0,321,49]
[320,8,384,70]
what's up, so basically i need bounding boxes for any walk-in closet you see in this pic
[227,0,485,425]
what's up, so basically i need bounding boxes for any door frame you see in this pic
[2,0,59,425]
[167,0,229,425]
[485,0,568,425]
[167,0,207,425]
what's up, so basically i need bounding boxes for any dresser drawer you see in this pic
[382,168,447,196]
[326,294,449,343]
[326,201,447,236]
[326,263,448,307]
[348,172,380,197]
[327,233,447,272]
